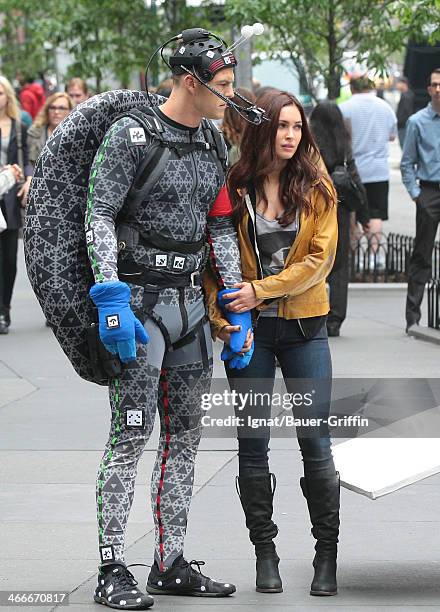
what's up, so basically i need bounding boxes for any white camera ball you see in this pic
[240,24,254,39]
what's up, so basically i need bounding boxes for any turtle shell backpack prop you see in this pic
[24,90,161,383]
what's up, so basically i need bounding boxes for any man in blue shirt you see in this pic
[401,68,440,331]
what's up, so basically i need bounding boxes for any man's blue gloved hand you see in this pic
[218,288,253,353]
[218,287,254,369]
[221,344,254,370]
[89,280,149,363]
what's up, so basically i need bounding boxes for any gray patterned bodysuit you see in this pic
[85,109,241,570]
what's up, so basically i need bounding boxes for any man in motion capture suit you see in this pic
[86,27,265,610]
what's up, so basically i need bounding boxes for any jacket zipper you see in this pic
[297,318,306,337]
[244,194,264,279]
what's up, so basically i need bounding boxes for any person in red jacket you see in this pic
[18,76,45,120]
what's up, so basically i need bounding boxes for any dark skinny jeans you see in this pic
[0,229,19,314]
[225,316,336,480]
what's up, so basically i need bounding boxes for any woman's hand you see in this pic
[222,282,263,313]
[11,164,23,182]
[18,176,32,207]
[9,164,23,183]
[218,325,254,353]
[2,164,22,183]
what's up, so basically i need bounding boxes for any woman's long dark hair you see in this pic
[228,90,333,226]
[309,101,351,172]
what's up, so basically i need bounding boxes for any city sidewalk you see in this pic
[2,147,440,611]
[1,248,440,612]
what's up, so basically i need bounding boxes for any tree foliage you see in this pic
[55,0,161,90]
[0,0,236,90]
[0,0,51,81]
[0,0,162,90]
[225,0,440,99]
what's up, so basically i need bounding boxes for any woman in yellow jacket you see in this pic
[204,90,339,597]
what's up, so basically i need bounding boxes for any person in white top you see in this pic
[0,163,23,334]
[340,76,397,247]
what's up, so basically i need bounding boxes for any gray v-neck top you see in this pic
[256,210,299,317]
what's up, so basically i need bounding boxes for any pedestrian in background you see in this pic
[0,76,33,334]
[396,77,415,149]
[27,92,74,167]
[222,87,255,165]
[0,164,23,241]
[17,74,46,120]
[19,107,32,128]
[155,78,173,98]
[375,78,385,100]
[340,76,397,259]
[310,101,369,337]
[65,77,89,106]
[401,68,440,332]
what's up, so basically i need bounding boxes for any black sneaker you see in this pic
[94,561,154,609]
[146,555,236,597]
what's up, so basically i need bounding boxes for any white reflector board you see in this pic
[333,437,440,499]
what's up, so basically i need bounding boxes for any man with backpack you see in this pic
[85,29,253,609]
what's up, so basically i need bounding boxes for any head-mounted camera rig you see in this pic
[145,25,268,125]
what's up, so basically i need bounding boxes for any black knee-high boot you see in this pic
[300,472,340,596]
[236,473,283,593]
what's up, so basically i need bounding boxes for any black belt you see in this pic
[118,265,203,289]
[420,180,440,189]
[138,231,206,255]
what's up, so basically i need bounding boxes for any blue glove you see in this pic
[221,344,254,370]
[218,288,253,353]
[218,287,254,369]
[89,281,149,363]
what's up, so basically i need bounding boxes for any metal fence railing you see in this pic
[350,233,440,282]
[349,232,416,283]
[349,232,440,330]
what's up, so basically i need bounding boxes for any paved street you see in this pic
[1,144,440,611]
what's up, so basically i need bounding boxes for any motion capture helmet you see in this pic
[144,25,268,125]
[169,28,237,82]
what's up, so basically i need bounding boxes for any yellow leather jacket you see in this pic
[203,175,338,339]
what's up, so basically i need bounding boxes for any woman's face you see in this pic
[48,96,71,129]
[274,104,302,162]
[0,85,8,113]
